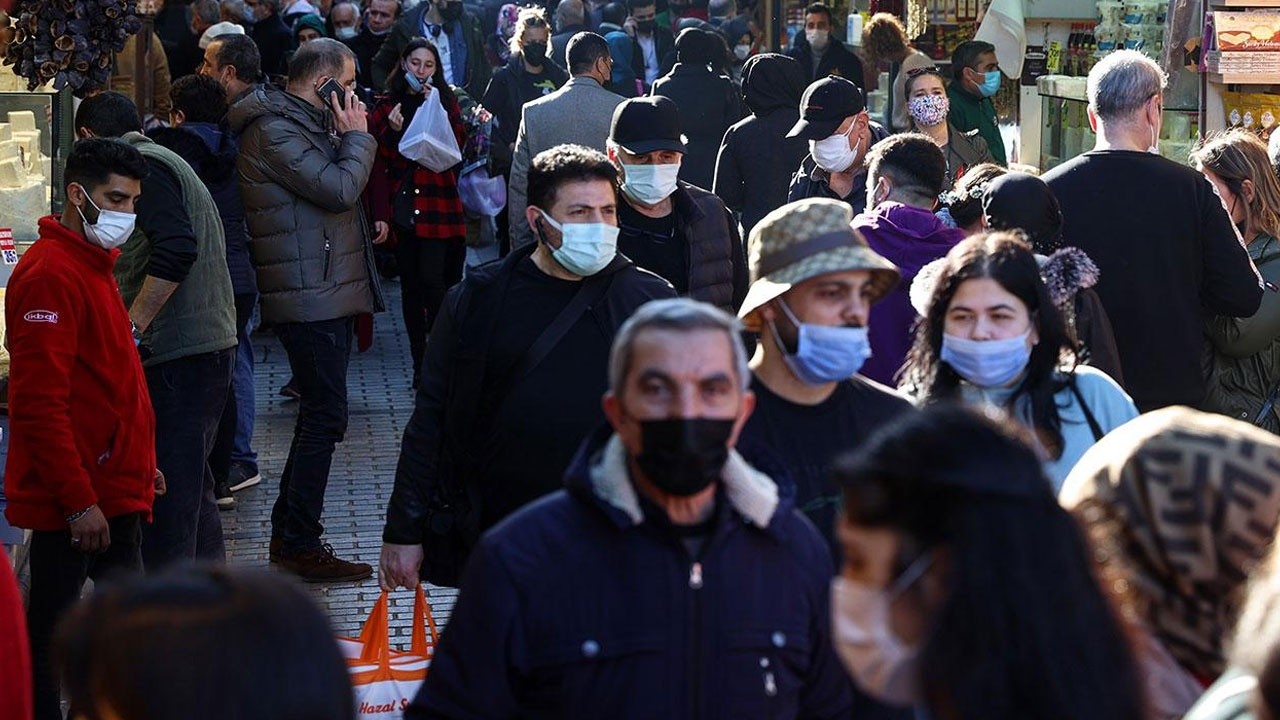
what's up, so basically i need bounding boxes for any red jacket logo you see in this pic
[23,310,58,324]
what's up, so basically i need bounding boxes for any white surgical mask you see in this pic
[734,43,751,60]
[75,184,136,250]
[810,123,861,173]
[940,330,1033,388]
[335,25,359,39]
[806,28,829,50]
[538,209,619,276]
[620,161,681,206]
[830,554,933,707]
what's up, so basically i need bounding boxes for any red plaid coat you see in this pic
[368,90,467,242]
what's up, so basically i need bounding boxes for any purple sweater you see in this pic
[855,202,966,386]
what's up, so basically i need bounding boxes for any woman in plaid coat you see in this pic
[368,36,468,384]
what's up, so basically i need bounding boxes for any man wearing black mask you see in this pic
[371,0,490,95]
[623,0,674,92]
[405,298,853,719]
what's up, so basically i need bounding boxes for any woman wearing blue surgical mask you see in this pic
[367,37,468,385]
[901,231,1138,491]
[829,404,1144,719]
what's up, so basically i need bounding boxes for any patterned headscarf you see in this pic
[1060,407,1280,680]
[497,3,519,40]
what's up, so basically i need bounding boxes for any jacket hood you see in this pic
[147,124,238,183]
[855,202,965,279]
[563,424,783,532]
[226,84,327,135]
[741,53,805,116]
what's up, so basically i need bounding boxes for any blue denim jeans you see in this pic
[271,317,354,552]
[140,348,235,569]
[210,293,258,482]
[230,298,260,469]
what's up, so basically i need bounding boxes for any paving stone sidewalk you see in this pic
[221,280,459,643]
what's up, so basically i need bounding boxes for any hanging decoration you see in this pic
[1,0,141,94]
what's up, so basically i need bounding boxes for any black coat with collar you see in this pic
[785,36,865,88]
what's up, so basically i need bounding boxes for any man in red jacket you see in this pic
[4,138,164,720]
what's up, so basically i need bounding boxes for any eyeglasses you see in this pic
[905,65,941,79]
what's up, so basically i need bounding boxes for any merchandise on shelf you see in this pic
[1212,11,1280,52]
[0,109,47,240]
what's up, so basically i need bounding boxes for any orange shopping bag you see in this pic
[343,586,440,719]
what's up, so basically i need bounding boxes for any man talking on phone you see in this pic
[229,38,387,583]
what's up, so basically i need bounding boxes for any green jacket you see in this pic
[370,4,490,97]
[947,83,1006,166]
[1203,233,1280,431]
[116,132,237,367]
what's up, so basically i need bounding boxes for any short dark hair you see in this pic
[567,31,610,74]
[74,91,142,138]
[628,0,655,13]
[951,39,995,72]
[287,37,354,83]
[866,132,948,202]
[55,566,355,720]
[171,74,228,124]
[212,33,262,83]
[601,2,628,25]
[64,138,149,194]
[804,2,832,23]
[528,143,617,210]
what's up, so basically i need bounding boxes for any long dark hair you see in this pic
[903,231,1078,459]
[387,36,460,114]
[833,405,1145,720]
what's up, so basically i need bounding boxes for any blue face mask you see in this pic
[977,69,1001,98]
[940,331,1032,388]
[404,71,432,93]
[769,299,872,385]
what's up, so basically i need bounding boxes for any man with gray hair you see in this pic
[329,1,361,39]
[1044,49,1262,411]
[192,0,223,39]
[228,38,386,582]
[405,296,853,720]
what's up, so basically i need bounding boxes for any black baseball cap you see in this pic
[609,96,687,155]
[786,75,867,140]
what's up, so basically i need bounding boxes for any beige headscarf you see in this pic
[1060,407,1280,681]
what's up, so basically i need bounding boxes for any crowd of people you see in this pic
[5,0,1280,716]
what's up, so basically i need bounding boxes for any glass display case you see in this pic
[0,68,75,246]
[1038,73,1199,172]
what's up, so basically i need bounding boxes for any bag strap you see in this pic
[1068,375,1105,442]
[503,270,616,387]
[1255,383,1280,426]
[357,590,392,665]
[409,585,441,657]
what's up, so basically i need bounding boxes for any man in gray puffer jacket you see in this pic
[228,37,387,583]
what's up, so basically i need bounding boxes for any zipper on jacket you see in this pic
[322,237,333,280]
[689,558,703,720]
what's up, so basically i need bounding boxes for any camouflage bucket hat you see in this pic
[739,198,900,330]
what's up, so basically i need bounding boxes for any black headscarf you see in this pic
[982,172,1065,253]
[740,52,805,117]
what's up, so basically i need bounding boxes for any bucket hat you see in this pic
[739,198,899,330]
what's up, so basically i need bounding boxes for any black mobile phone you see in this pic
[318,78,347,109]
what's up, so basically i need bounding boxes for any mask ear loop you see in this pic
[887,552,934,601]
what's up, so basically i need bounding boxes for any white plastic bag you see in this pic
[397,90,462,172]
[457,165,506,216]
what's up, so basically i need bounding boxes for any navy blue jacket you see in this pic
[148,123,258,298]
[407,427,854,720]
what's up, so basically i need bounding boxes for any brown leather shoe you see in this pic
[277,544,373,583]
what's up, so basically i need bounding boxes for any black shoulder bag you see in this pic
[1068,376,1106,442]
[419,269,616,586]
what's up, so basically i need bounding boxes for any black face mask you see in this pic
[439,1,463,21]
[636,18,656,33]
[635,418,735,497]
[524,41,547,65]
